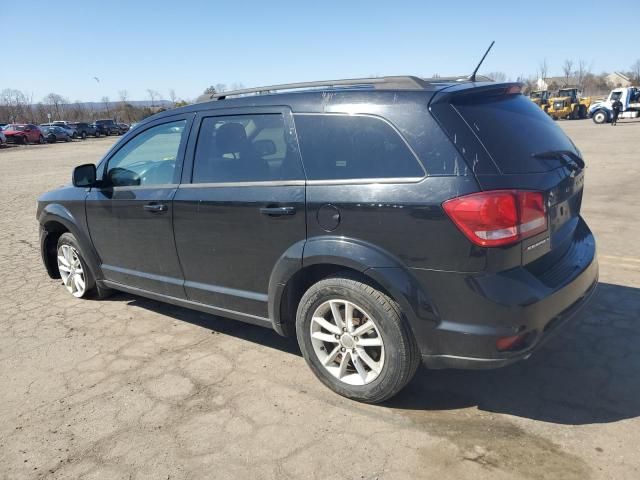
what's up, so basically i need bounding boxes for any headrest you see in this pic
[216,122,247,154]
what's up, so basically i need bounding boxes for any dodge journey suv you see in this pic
[37,76,598,403]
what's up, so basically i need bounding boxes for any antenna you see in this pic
[469,41,495,82]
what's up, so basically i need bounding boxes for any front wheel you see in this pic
[592,110,608,124]
[296,275,419,403]
[38,135,45,144]
[81,131,87,139]
[56,233,112,299]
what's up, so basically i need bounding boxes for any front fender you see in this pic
[268,236,438,338]
[38,203,103,282]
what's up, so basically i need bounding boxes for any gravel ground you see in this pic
[0,119,639,480]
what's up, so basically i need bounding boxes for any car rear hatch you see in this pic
[430,83,588,276]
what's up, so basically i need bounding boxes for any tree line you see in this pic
[0,88,189,125]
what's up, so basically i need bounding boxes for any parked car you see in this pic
[2,124,45,144]
[117,123,130,134]
[41,125,72,143]
[41,123,78,139]
[68,122,98,139]
[93,119,121,136]
[37,76,598,403]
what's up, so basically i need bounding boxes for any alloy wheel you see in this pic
[310,299,385,386]
[57,244,87,297]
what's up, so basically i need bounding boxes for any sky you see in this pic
[1,0,633,103]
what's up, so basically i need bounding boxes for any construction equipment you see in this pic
[529,90,551,112]
[547,87,592,120]
[588,86,640,124]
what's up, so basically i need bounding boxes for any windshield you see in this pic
[558,90,574,97]
[4,124,25,131]
[530,92,543,99]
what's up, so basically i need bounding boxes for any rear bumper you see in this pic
[413,218,598,369]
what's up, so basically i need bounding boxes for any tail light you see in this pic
[442,190,547,247]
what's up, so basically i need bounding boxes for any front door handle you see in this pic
[144,203,168,213]
[260,206,296,217]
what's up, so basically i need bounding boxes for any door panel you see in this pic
[174,184,304,316]
[87,186,185,296]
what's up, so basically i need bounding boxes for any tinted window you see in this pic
[106,120,185,187]
[294,114,423,180]
[451,94,579,174]
[192,114,303,183]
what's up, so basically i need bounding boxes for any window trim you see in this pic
[96,113,194,188]
[185,105,307,188]
[293,112,427,184]
[182,106,305,187]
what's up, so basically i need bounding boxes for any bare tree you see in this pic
[631,59,640,84]
[203,85,217,95]
[1,89,30,123]
[43,93,68,120]
[562,59,574,86]
[575,59,591,90]
[147,89,160,108]
[537,59,548,90]
[102,96,111,118]
[168,88,177,107]
[215,83,227,93]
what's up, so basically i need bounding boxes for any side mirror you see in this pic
[73,163,97,187]
[254,139,277,156]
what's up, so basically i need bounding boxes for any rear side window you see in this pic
[294,114,424,180]
[192,114,303,183]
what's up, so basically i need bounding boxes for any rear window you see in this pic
[451,94,578,174]
[294,114,424,181]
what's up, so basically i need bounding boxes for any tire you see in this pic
[570,107,579,120]
[22,136,29,145]
[56,233,112,299]
[38,135,45,144]
[105,130,110,136]
[72,132,78,139]
[592,110,608,124]
[95,131,100,138]
[296,274,420,403]
[81,131,87,139]
[65,136,71,142]
[579,105,587,119]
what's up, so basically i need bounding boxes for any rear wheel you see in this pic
[296,275,419,403]
[65,136,71,142]
[81,131,87,139]
[22,136,29,145]
[38,135,45,144]
[592,110,608,124]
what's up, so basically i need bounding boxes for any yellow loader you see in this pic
[529,90,551,112]
[547,87,592,120]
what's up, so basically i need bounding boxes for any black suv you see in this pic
[69,122,98,139]
[37,76,598,403]
[93,119,121,136]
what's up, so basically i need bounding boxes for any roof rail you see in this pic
[202,76,428,101]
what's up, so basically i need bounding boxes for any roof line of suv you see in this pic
[197,74,496,102]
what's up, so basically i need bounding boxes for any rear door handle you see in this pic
[144,203,168,213]
[260,206,296,216]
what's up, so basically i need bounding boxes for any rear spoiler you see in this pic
[430,82,524,106]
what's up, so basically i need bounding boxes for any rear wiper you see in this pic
[531,150,585,170]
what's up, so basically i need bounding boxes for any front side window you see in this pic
[192,113,303,183]
[294,114,424,181]
[105,120,186,187]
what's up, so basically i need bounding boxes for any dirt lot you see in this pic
[1,119,639,480]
